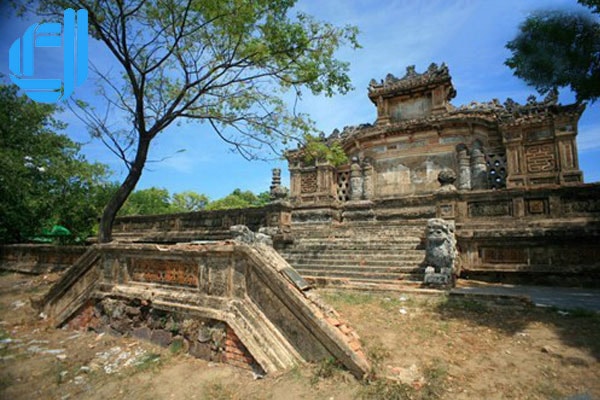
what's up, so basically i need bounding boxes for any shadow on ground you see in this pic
[435,295,600,361]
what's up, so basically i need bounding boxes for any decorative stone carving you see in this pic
[349,157,363,201]
[230,225,272,246]
[269,168,288,201]
[470,142,488,190]
[437,169,457,192]
[423,218,458,287]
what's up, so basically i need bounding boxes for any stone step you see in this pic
[284,257,424,268]
[281,249,424,257]
[290,220,428,229]
[302,274,424,287]
[291,264,421,274]
[297,269,419,282]
[290,231,425,239]
[288,241,420,250]
[292,238,422,245]
[280,252,424,261]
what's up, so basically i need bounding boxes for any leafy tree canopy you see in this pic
[117,187,270,215]
[301,133,348,167]
[505,1,600,103]
[171,191,210,212]
[20,0,360,242]
[205,188,270,210]
[119,187,174,216]
[0,82,113,243]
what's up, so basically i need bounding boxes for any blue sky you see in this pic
[1,0,598,200]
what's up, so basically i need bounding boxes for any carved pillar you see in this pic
[362,159,374,200]
[470,145,487,190]
[456,144,471,190]
[288,164,301,203]
[349,157,363,201]
[501,128,526,188]
[555,128,583,184]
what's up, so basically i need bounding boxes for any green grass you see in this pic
[358,379,415,400]
[322,291,375,306]
[134,353,161,372]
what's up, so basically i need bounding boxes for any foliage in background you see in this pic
[0,82,113,243]
[505,1,600,103]
[118,187,174,216]
[118,187,270,216]
[171,191,210,212]
[205,188,270,211]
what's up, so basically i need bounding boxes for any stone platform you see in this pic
[36,241,370,378]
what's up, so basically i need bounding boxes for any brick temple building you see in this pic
[287,63,585,205]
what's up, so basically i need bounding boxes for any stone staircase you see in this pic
[278,220,428,289]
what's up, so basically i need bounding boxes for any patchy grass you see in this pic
[134,353,161,372]
[202,382,240,400]
[358,379,415,400]
[440,297,489,313]
[321,290,375,306]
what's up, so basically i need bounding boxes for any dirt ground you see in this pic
[0,272,598,400]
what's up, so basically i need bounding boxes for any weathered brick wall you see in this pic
[223,325,258,370]
[0,244,86,274]
[111,203,292,243]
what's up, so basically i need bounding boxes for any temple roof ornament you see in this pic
[287,63,585,160]
[368,62,456,101]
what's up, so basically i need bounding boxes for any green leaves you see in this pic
[301,133,348,167]
[22,0,359,240]
[505,5,600,103]
[117,187,269,215]
[0,83,112,243]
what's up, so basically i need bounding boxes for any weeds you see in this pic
[311,357,343,384]
[419,360,448,399]
[358,379,415,400]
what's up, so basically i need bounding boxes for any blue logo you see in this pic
[9,9,88,103]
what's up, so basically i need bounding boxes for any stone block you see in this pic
[150,329,172,347]
[132,326,152,341]
[189,341,212,359]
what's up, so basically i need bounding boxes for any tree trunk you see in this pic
[97,136,151,243]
